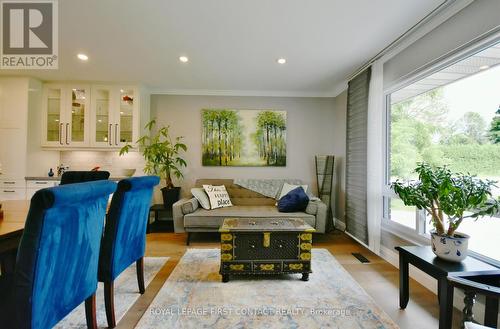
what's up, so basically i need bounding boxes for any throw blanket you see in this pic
[234,179,320,200]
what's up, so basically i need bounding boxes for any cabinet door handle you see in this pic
[109,124,113,145]
[65,123,70,145]
[3,181,15,184]
[35,182,48,185]
[115,124,118,145]
[3,190,15,193]
[59,123,63,145]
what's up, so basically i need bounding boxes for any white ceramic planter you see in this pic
[430,232,470,262]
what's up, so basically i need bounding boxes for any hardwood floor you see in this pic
[117,230,461,329]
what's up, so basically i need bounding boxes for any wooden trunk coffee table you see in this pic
[219,217,315,282]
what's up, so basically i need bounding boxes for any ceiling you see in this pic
[1,0,446,96]
[391,42,500,104]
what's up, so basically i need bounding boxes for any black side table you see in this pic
[396,246,500,329]
[148,204,173,233]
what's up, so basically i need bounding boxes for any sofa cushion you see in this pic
[191,188,210,209]
[181,197,199,214]
[277,187,309,212]
[278,183,308,200]
[203,185,233,209]
[183,205,315,228]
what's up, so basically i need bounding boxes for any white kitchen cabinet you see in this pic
[90,86,139,148]
[0,129,26,179]
[0,179,25,201]
[0,78,30,186]
[25,180,59,200]
[41,84,145,150]
[41,84,91,147]
[0,186,25,201]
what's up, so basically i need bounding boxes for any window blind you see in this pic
[345,67,371,244]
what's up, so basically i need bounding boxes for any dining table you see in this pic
[0,200,30,273]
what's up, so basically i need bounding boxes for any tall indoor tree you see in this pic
[120,119,187,192]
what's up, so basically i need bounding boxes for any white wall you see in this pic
[383,0,500,89]
[151,94,346,218]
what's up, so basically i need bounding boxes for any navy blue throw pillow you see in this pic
[277,187,309,212]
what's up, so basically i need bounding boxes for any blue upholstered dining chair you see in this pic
[98,176,160,328]
[0,180,116,329]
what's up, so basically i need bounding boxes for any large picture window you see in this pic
[385,41,500,262]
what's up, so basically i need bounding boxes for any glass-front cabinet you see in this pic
[69,87,88,144]
[42,84,141,149]
[90,86,138,148]
[91,86,113,147]
[118,88,135,145]
[42,84,90,147]
[44,86,62,144]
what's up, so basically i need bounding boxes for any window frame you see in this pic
[382,91,428,240]
[382,31,500,267]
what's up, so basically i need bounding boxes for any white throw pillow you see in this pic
[278,182,308,200]
[203,185,233,209]
[191,188,211,210]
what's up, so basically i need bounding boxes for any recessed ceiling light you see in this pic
[179,56,189,63]
[479,65,490,70]
[77,53,88,61]
[120,89,124,93]
[277,58,287,64]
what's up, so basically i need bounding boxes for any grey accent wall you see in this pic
[151,94,346,220]
[384,0,500,89]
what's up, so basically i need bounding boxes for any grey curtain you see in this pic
[345,67,371,244]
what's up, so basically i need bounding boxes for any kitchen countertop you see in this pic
[25,176,61,181]
[25,176,129,182]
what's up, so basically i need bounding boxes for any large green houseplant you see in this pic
[120,119,187,206]
[392,163,499,262]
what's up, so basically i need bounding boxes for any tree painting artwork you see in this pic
[202,109,286,166]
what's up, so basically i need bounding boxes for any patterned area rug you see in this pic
[55,257,168,328]
[135,249,399,329]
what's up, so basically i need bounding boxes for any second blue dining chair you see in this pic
[60,170,110,185]
[98,176,160,328]
[0,180,116,329]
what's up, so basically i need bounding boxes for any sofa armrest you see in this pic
[306,200,327,233]
[172,198,199,233]
[305,200,319,215]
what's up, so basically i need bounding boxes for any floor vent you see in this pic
[352,253,370,263]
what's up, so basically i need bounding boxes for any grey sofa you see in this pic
[173,179,328,243]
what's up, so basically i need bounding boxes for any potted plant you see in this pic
[392,163,499,262]
[120,119,187,207]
